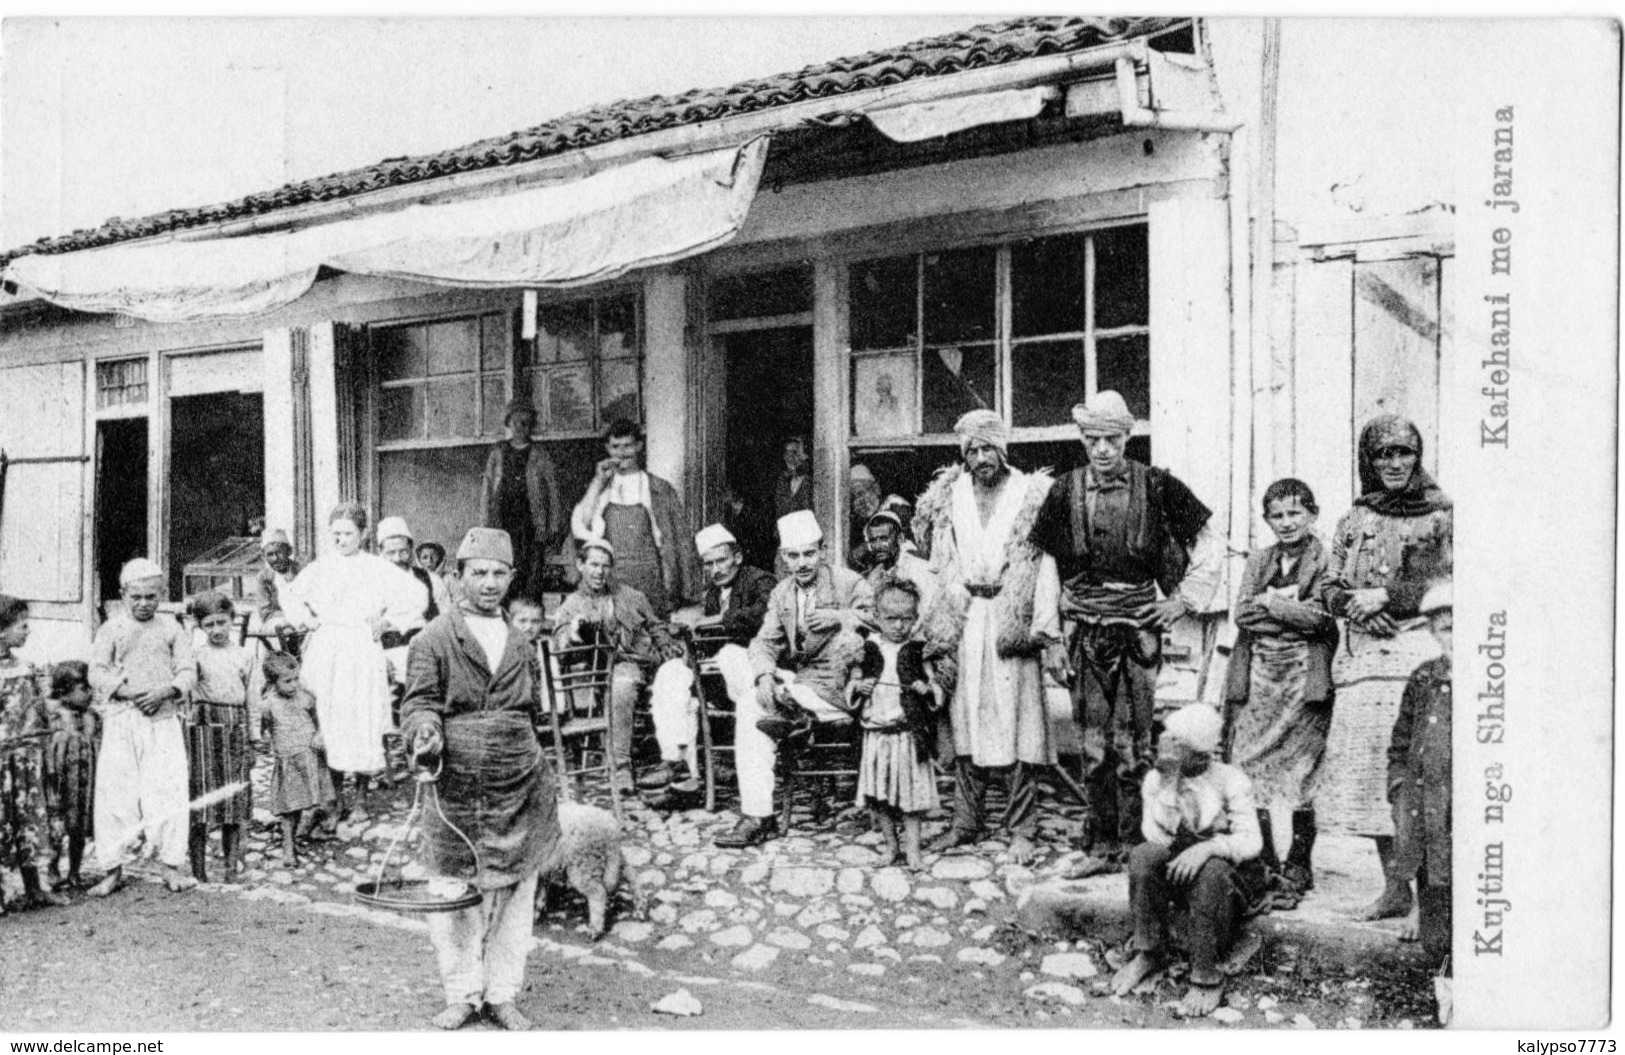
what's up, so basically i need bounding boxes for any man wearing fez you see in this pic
[916,410,1064,866]
[1031,390,1225,878]
[481,401,564,599]
[401,528,557,1032]
[716,510,874,849]
[639,524,777,804]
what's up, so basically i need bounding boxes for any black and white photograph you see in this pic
[0,10,1615,1040]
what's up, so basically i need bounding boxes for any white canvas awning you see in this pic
[865,86,1055,142]
[3,137,769,323]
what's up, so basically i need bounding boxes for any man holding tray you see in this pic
[401,527,558,1032]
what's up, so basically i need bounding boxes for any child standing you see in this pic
[261,651,335,867]
[852,580,939,871]
[0,595,65,911]
[186,591,256,883]
[45,660,99,891]
[88,558,197,896]
[1224,478,1338,897]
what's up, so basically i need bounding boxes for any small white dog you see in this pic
[534,800,643,939]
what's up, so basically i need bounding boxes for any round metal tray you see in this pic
[354,878,481,914]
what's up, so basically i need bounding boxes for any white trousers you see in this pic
[93,707,190,871]
[426,871,541,1007]
[733,662,847,819]
[647,645,758,772]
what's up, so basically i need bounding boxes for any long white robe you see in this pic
[944,468,1061,767]
[288,552,425,772]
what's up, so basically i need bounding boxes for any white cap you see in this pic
[579,536,615,560]
[1419,580,1453,615]
[694,524,737,556]
[119,557,164,587]
[777,510,823,549]
[376,516,412,543]
[1162,703,1223,754]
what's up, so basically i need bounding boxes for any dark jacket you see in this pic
[856,638,936,763]
[772,471,813,522]
[400,608,557,890]
[255,558,303,623]
[1223,537,1339,706]
[551,583,679,670]
[481,441,564,541]
[703,565,777,642]
[1388,655,1452,887]
[748,565,875,709]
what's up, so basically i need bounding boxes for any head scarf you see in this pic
[953,409,1009,456]
[1071,390,1135,435]
[1162,703,1223,755]
[1354,415,1452,517]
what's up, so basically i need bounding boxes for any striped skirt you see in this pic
[856,729,939,814]
[185,702,254,828]
[46,729,96,838]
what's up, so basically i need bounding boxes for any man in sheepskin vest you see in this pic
[916,410,1066,866]
[401,527,557,1032]
[1030,391,1225,878]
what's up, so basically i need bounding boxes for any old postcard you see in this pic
[0,13,1615,1041]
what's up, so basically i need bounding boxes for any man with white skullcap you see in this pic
[1030,390,1225,877]
[1112,703,1263,1017]
[640,524,777,804]
[914,409,1066,866]
[254,527,306,653]
[376,515,452,636]
[87,558,198,896]
[401,527,557,1031]
[716,510,874,848]
[551,536,681,795]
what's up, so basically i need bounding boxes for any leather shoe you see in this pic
[715,815,778,848]
[645,784,702,812]
[637,763,677,790]
[756,713,813,741]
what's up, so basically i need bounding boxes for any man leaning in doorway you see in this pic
[1030,390,1225,878]
[571,418,698,620]
[481,401,564,599]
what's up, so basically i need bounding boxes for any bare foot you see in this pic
[488,1003,532,1031]
[1354,880,1413,921]
[431,1003,479,1031]
[88,869,124,898]
[1007,834,1037,866]
[29,888,70,908]
[1178,982,1223,1017]
[1062,855,1120,880]
[1398,907,1421,943]
[904,850,925,873]
[1111,951,1167,997]
[162,867,199,893]
[281,852,298,869]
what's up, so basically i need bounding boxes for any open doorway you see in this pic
[94,418,149,608]
[721,327,813,571]
[168,392,265,599]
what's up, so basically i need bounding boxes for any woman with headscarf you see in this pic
[1317,415,1452,921]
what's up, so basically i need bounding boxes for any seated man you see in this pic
[1111,703,1263,1017]
[716,511,874,849]
[640,524,777,805]
[551,537,680,795]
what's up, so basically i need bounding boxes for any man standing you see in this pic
[571,418,698,620]
[1030,390,1225,877]
[640,524,777,804]
[716,511,873,849]
[860,511,937,615]
[401,528,557,1032]
[917,411,1064,866]
[551,538,681,794]
[377,516,452,635]
[772,436,814,522]
[481,401,564,600]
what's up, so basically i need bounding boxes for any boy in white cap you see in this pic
[640,524,777,803]
[87,558,198,895]
[1111,703,1262,1016]
[716,510,874,848]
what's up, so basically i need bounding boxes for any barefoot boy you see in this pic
[88,559,197,895]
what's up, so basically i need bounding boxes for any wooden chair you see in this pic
[538,637,625,822]
[776,708,863,834]
[676,623,748,812]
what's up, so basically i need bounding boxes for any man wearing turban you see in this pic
[914,410,1066,866]
[1031,391,1225,877]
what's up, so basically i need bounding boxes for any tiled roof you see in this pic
[0,16,1187,268]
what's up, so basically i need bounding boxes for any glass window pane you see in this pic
[480,376,508,437]
[1011,339,1088,429]
[1096,333,1150,421]
[707,265,813,320]
[599,358,640,426]
[921,344,996,435]
[374,326,426,382]
[539,301,593,362]
[1094,224,1149,329]
[598,295,639,359]
[849,256,918,351]
[426,319,478,376]
[424,378,476,438]
[923,246,995,345]
[544,364,594,433]
[481,312,512,373]
[1012,233,1088,337]
[377,386,423,442]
